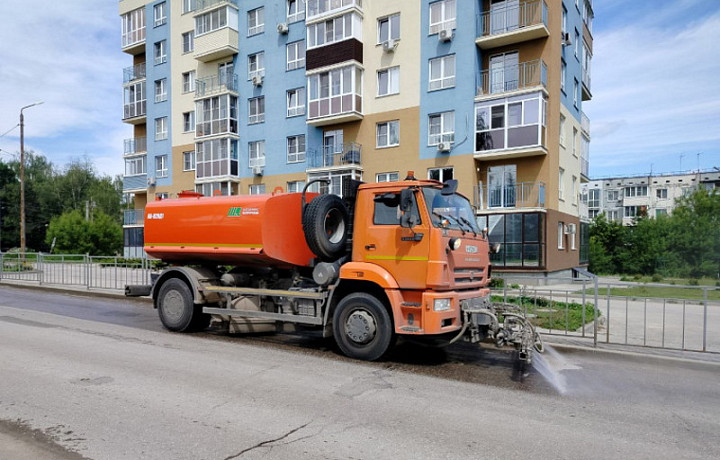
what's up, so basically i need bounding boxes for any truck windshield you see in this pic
[422,187,481,234]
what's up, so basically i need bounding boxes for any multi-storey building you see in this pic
[581,170,720,225]
[119,0,594,278]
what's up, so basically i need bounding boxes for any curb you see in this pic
[0,281,153,304]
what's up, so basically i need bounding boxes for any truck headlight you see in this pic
[433,298,451,311]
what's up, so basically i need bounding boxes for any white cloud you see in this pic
[586,6,720,174]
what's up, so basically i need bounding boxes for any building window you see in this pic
[182,0,196,14]
[287,180,305,193]
[558,222,565,249]
[588,209,599,219]
[125,155,146,176]
[625,185,648,197]
[377,172,399,182]
[287,0,306,23]
[195,95,238,137]
[475,92,546,152]
[625,206,640,218]
[572,127,578,157]
[573,79,579,107]
[196,138,238,179]
[559,114,566,146]
[429,0,456,35]
[182,70,196,93]
[183,151,196,171]
[249,140,266,168]
[306,11,361,49]
[588,188,600,208]
[429,55,455,91]
[378,13,400,43]
[154,40,166,65]
[478,213,544,268]
[428,167,453,183]
[428,111,454,146]
[376,121,399,148]
[287,87,306,117]
[561,60,566,92]
[195,6,236,36]
[248,7,265,36]
[562,6,567,34]
[607,190,619,201]
[248,97,265,124]
[183,111,195,133]
[572,176,578,205]
[286,41,306,71]
[182,31,194,53]
[656,208,667,217]
[575,29,580,58]
[121,8,146,48]
[155,155,168,178]
[656,188,668,199]
[307,65,362,120]
[558,167,565,200]
[377,66,399,96]
[154,79,167,103]
[153,2,167,27]
[249,184,266,195]
[155,117,168,141]
[155,192,169,200]
[608,209,620,221]
[248,52,265,80]
[571,227,577,250]
[196,182,230,197]
[287,135,306,163]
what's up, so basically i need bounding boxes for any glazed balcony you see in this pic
[194,27,239,63]
[123,209,145,226]
[195,74,238,99]
[307,0,362,22]
[120,7,146,55]
[476,59,546,99]
[123,62,146,83]
[195,0,237,13]
[475,0,549,50]
[474,181,546,210]
[307,143,362,170]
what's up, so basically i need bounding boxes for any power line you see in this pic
[0,124,19,138]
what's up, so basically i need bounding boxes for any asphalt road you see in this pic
[1,285,719,460]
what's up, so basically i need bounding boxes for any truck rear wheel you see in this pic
[333,293,393,361]
[303,194,349,261]
[157,278,209,332]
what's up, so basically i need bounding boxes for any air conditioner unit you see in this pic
[252,166,264,176]
[382,39,397,53]
[252,75,263,86]
[562,32,572,47]
[147,176,156,186]
[564,223,577,234]
[438,28,453,42]
[437,142,451,153]
[277,23,289,34]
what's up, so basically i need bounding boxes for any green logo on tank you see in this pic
[228,207,242,217]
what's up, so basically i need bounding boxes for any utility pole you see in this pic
[19,101,44,255]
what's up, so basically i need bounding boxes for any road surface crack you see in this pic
[222,422,311,459]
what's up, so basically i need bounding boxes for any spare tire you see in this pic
[303,194,350,261]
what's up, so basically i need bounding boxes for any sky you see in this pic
[0,0,718,179]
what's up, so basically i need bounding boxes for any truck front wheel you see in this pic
[157,278,209,332]
[333,293,393,361]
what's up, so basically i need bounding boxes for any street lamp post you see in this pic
[19,101,44,255]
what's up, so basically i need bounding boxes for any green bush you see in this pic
[489,278,505,288]
[688,278,699,286]
[651,274,663,282]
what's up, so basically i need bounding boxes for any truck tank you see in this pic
[143,192,317,268]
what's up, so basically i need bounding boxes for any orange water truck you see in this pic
[126,174,542,363]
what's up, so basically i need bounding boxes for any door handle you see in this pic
[365,244,376,250]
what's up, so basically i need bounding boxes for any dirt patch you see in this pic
[0,419,89,460]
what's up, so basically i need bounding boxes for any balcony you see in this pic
[123,62,146,83]
[307,66,363,126]
[122,174,148,193]
[194,27,239,63]
[474,181,546,211]
[124,137,147,156]
[476,59,547,99]
[307,0,362,22]
[195,0,237,13]
[121,8,146,55]
[123,209,145,226]
[195,74,238,99]
[581,66,592,101]
[475,0,549,50]
[307,143,362,170]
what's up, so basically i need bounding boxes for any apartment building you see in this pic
[119,0,594,277]
[581,170,720,225]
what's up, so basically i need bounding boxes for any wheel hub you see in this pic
[345,310,376,344]
[163,290,185,321]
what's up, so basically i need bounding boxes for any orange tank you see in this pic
[144,192,317,268]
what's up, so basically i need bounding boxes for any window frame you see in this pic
[376,120,400,148]
[286,87,306,117]
[182,111,195,133]
[155,154,169,178]
[248,52,265,80]
[377,66,400,97]
[429,0,456,35]
[182,30,194,53]
[376,172,399,183]
[428,54,455,91]
[377,13,400,44]
[154,78,167,103]
[248,140,266,168]
[428,111,455,146]
[155,117,168,141]
[248,96,265,124]
[248,7,265,36]
[286,40,306,71]
[154,2,167,27]
[183,150,196,171]
[154,40,167,65]
[287,134,306,163]
[287,0,306,23]
[182,70,196,93]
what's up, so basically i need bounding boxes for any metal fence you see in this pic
[492,274,720,354]
[0,253,155,291]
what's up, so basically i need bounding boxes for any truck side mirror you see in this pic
[400,188,417,228]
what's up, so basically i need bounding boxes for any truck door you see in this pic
[357,190,430,289]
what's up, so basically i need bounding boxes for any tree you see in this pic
[45,210,122,255]
[669,189,720,278]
